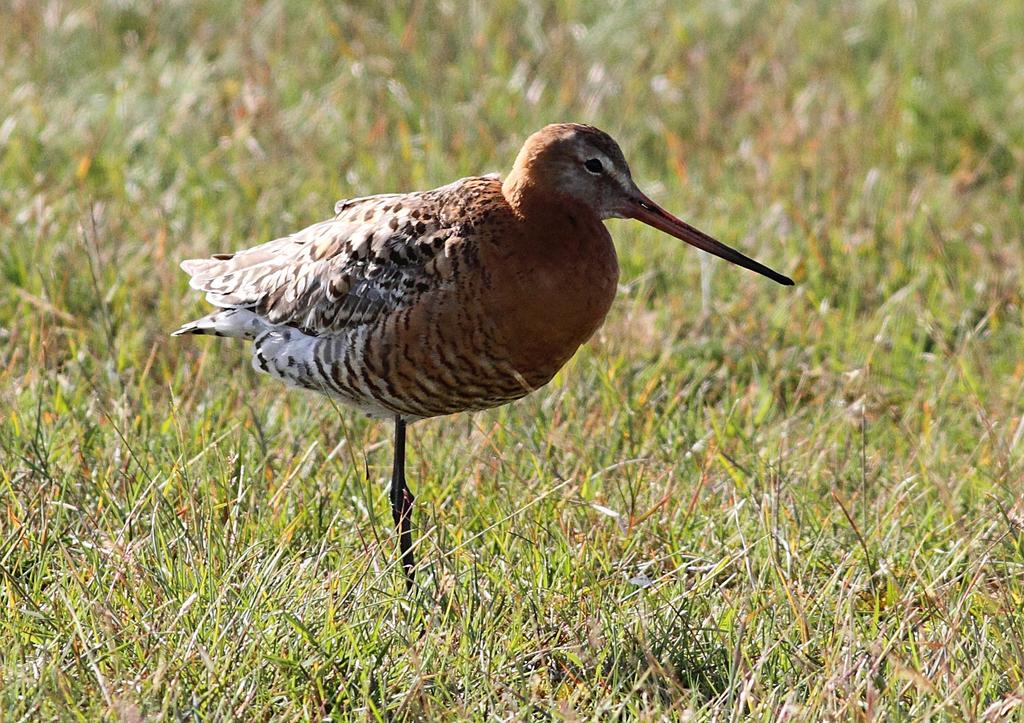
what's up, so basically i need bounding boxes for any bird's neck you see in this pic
[501,164,590,223]
[501,165,539,217]
[501,148,540,213]
[499,163,613,267]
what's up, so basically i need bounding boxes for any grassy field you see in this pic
[2,0,1023,719]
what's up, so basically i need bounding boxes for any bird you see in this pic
[173,123,793,587]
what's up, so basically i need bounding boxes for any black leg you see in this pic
[390,417,415,588]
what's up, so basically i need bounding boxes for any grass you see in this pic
[2,0,1023,718]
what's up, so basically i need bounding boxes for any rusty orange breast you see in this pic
[480,198,619,388]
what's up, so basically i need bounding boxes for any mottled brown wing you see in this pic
[180,180,490,335]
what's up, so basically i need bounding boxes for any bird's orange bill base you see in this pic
[628,193,794,286]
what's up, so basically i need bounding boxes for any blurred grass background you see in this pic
[1,0,1023,719]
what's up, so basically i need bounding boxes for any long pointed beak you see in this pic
[626,192,793,286]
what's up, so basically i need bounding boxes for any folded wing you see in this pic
[175,182,484,338]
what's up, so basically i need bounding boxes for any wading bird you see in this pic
[174,123,792,587]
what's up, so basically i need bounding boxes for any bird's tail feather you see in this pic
[171,308,270,339]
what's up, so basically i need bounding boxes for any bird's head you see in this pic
[505,123,793,286]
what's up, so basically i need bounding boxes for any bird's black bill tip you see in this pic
[767,269,795,286]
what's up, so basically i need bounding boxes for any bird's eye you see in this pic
[584,158,604,174]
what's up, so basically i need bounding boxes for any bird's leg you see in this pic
[390,417,415,588]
